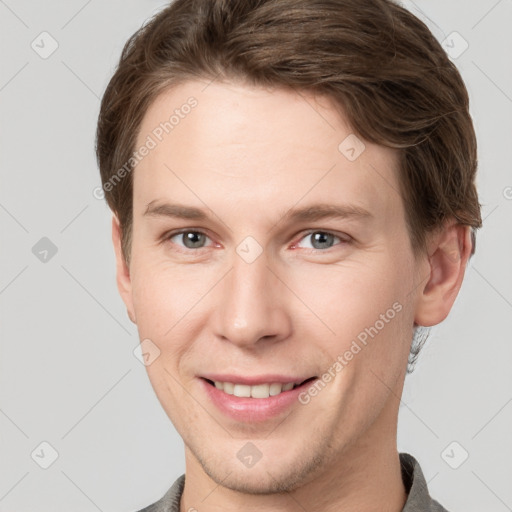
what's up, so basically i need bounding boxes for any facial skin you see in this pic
[113,80,472,512]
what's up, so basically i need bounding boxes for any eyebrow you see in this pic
[143,201,373,224]
[144,201,209,220]
[279,203,373,223]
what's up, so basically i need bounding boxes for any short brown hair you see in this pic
[96,0,482,367]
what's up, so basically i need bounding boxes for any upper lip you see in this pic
[200,374,316,386]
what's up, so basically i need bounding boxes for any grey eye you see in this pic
[172,231,209,248]
[296,231,342,250]
[310,232,336,249]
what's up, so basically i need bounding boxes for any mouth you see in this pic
[201,376,317,399]
[198,372,320,422]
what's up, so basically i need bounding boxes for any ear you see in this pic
[414,223,473,327]
[112,215,136,324]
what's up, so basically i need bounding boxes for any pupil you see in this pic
[184,232,205,248]
[312,232,333,249]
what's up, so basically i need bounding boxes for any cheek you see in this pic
[288,253,416,391]
[290,259,410,340]
[130,254,213,339]
[129,262,206,401]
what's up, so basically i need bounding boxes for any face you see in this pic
[114,80,437,493]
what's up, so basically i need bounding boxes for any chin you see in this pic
[192,441,329,495]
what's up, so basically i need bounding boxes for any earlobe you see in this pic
[414,223,472,327]
[112,215,137,324]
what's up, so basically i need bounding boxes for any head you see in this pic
[96,0,481,496]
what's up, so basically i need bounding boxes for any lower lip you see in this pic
[199,378,317,422]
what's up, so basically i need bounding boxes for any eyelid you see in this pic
[291,229,352,249]
[162,228,217,249]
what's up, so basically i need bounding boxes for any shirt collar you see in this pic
[400,452,449,511]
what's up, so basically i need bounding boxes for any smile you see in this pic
[199,374,319,421]
[205,378,316,399]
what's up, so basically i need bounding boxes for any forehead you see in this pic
[133,80,401,221]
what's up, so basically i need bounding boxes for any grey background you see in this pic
[0,1,511,511]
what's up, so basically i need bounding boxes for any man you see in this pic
[96,0,481,510]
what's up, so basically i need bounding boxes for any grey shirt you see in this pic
[137,452,449,512]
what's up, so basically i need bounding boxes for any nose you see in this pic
[212,250,292,349]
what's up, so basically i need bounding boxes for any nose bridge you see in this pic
[213,249,290,346]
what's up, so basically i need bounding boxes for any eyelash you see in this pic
[291,229,351,250]
[162,229,351,253]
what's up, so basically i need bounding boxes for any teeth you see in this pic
[233,384,251,397]
[269,383,283,396]
[212,380,300,398]
[251,384,270,398]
